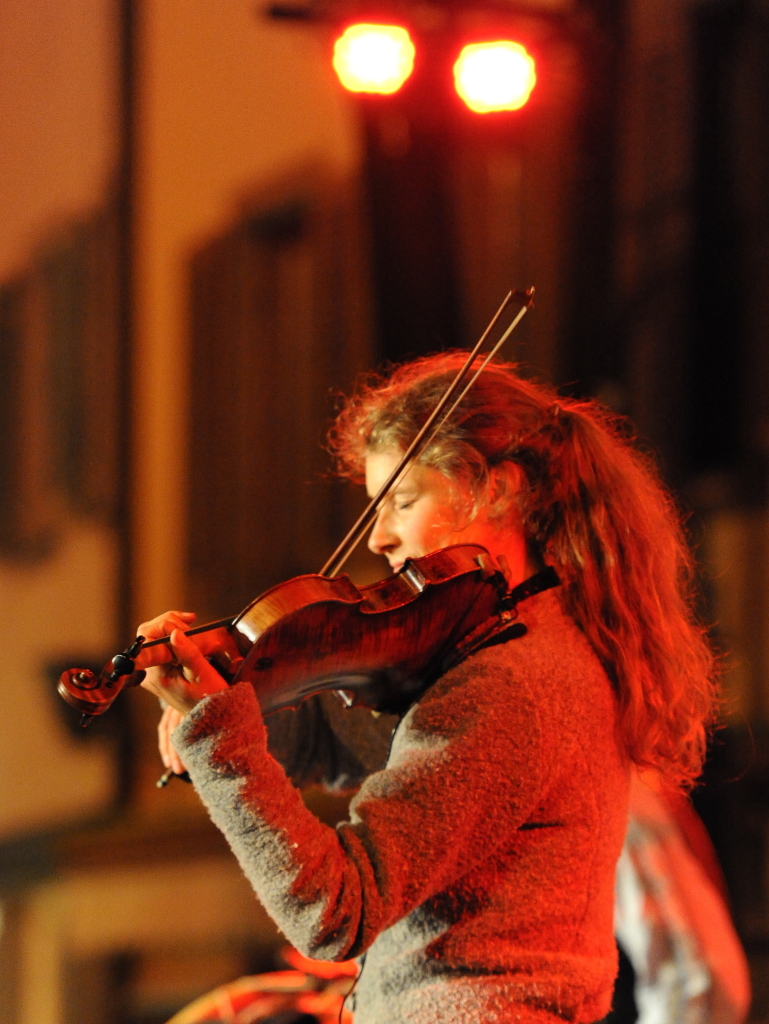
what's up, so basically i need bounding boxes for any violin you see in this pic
[58,289,534,724]
[59,544,516,719]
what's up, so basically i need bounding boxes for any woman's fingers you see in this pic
[140,628,228,715]
[137,610,196,638]
[133,611,237,674]
[134,611,196,671]
[171,629,230,702]
[158,704,186,775]
[129,608,233,772]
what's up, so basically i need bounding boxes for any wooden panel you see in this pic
[0,204,122,561]
[44,205,122,519]
[187,170,374,619]
[0,274,58,558]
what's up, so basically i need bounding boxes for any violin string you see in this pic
[320,288,532,578]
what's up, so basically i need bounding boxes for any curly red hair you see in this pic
[328,353,719,790]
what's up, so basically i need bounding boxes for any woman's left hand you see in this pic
[136,611,229,716]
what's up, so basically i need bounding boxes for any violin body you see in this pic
[58,545,510,720]
[230,544,507,714]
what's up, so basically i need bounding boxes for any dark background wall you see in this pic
[1,1,768,1021]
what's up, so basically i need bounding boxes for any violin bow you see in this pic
[126,287,534,656]
[319,287,535,578]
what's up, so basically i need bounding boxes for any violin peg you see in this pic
[109,652,135,680]
[156,768,192,788]
[108,636,147,682]
[125,636,145,659]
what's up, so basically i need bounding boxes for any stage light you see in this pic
[454,41,536,113]
[332,24,416,94]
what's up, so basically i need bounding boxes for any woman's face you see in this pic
[365,448,523,573]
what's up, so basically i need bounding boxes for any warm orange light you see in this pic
[454,41,536,113]
[333,24,416,94]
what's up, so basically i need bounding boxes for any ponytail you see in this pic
[517,403,717,788]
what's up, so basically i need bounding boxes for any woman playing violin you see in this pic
[137,354,718,1024]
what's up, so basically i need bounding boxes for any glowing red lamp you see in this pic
[332,23,416,94]
[454,41,536,113]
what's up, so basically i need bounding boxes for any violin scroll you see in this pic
[59,632,243,725]
[58,636,147,723]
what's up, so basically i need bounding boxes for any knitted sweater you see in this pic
[173,588,630,1024]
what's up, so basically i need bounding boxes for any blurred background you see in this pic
[0,0,768,1021]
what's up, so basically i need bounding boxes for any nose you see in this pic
[368,507,399,557]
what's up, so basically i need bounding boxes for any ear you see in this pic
[487,461,526,512]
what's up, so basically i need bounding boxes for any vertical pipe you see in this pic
[114,0,136,805]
